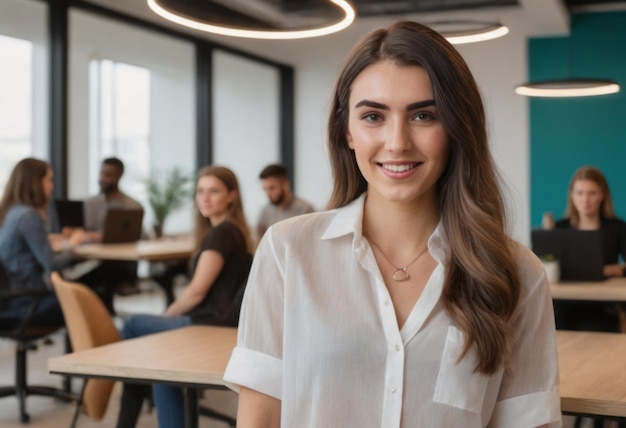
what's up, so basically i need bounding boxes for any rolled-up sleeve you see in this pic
[223,226,285,399]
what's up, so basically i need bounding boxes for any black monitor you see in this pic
[54,200,84,228]
[531,229,606,282]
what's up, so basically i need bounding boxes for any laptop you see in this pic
[101,209,144,244]
[54,200,84,228]
[531,229,606,282]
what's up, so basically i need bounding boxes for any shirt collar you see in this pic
[321,193,449,265]
[320,193,366,241]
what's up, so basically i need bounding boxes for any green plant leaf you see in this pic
[143,167,193,227]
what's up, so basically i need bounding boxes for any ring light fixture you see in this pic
[515,79,620,97]
[430,21,509,45]
[147,0,356,40]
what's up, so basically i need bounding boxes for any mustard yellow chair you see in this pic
[50,272,121,427]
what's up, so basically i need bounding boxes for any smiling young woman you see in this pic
[225,21,561,428]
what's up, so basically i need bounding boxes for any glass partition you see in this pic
[212,49,280,235]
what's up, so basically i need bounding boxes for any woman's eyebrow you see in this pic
[406,99,436,110]
[354,99,388,110]
[354,99,436,110]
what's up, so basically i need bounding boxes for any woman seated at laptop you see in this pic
[554,165,626,331]
[115,165,254,428]
[0,158,86,326]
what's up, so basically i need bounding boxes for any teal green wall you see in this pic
[529,11,626,228]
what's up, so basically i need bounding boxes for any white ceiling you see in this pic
[75,0,626,66]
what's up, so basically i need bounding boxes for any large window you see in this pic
[69,10,196,234]
[212,49,281,235]
[0,35,33,193]
[0,0,48,196]
[89,59,151,200]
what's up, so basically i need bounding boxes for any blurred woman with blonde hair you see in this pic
[554,165,626,331]
[116,165,253,428]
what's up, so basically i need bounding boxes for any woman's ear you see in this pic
[228,189,238,204]
[346,131,354,150]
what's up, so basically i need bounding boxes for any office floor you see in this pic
[0,280,237,428]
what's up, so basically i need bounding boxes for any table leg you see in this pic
[183,387,199,428]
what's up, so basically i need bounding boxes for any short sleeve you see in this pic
[202,223,241,259]
[488,248,562,427]
[223,226,285,399]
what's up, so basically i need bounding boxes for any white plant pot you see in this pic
[542,260,560,283]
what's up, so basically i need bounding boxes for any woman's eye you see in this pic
[414,112,434,121]
[362,112,381,122]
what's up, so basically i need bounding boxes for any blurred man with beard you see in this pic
[256,164,314,240]
[80,157,144,310]
[83,157,143,239]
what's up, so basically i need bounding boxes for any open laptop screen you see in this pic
[54,200,84,228]
[531,229,606,282]
[101,209,144,244]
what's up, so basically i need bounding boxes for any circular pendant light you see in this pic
[515,79,620,97]
[428,21,509,45]
[147,0,355,40]
[516,34,620,98]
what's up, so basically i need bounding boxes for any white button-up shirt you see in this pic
[224,194,562,427]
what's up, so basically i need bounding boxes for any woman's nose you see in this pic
[384,120,412,152]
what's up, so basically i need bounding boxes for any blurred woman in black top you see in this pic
[116,165,253,428]
[555,166,626,331]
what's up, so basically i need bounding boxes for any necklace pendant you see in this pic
[392,267,410,282]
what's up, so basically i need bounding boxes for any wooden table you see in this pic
[551,277,626,301]
[558,330,626,419]
[48,325,237,428]
[48,326,626,423]
[72,238,195,262]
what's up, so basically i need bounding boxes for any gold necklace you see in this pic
[369,240,429,282]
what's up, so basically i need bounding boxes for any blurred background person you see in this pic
[115,165,254,428]
[0,158,85,326]
[78,157,145,307]
[554,165,626,332]
[83,157,143,241]
[256,164,314,239]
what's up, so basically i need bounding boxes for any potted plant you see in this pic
[144,167,193,238]
[541,254,560,283]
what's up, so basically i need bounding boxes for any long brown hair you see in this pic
[565,165,615,226]
[193,166,254,253]
[327,21,519,374]
[0,158,51,225]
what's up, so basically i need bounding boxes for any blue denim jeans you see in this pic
[122,314,192,428]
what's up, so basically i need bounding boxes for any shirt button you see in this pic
[384,300,390,305]
[390,386,397,393]
[395,345,401,351]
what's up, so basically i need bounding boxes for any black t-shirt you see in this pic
[186,221,252,326]
[555,217,626,265]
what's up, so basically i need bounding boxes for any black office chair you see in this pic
[0,261,75,423]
